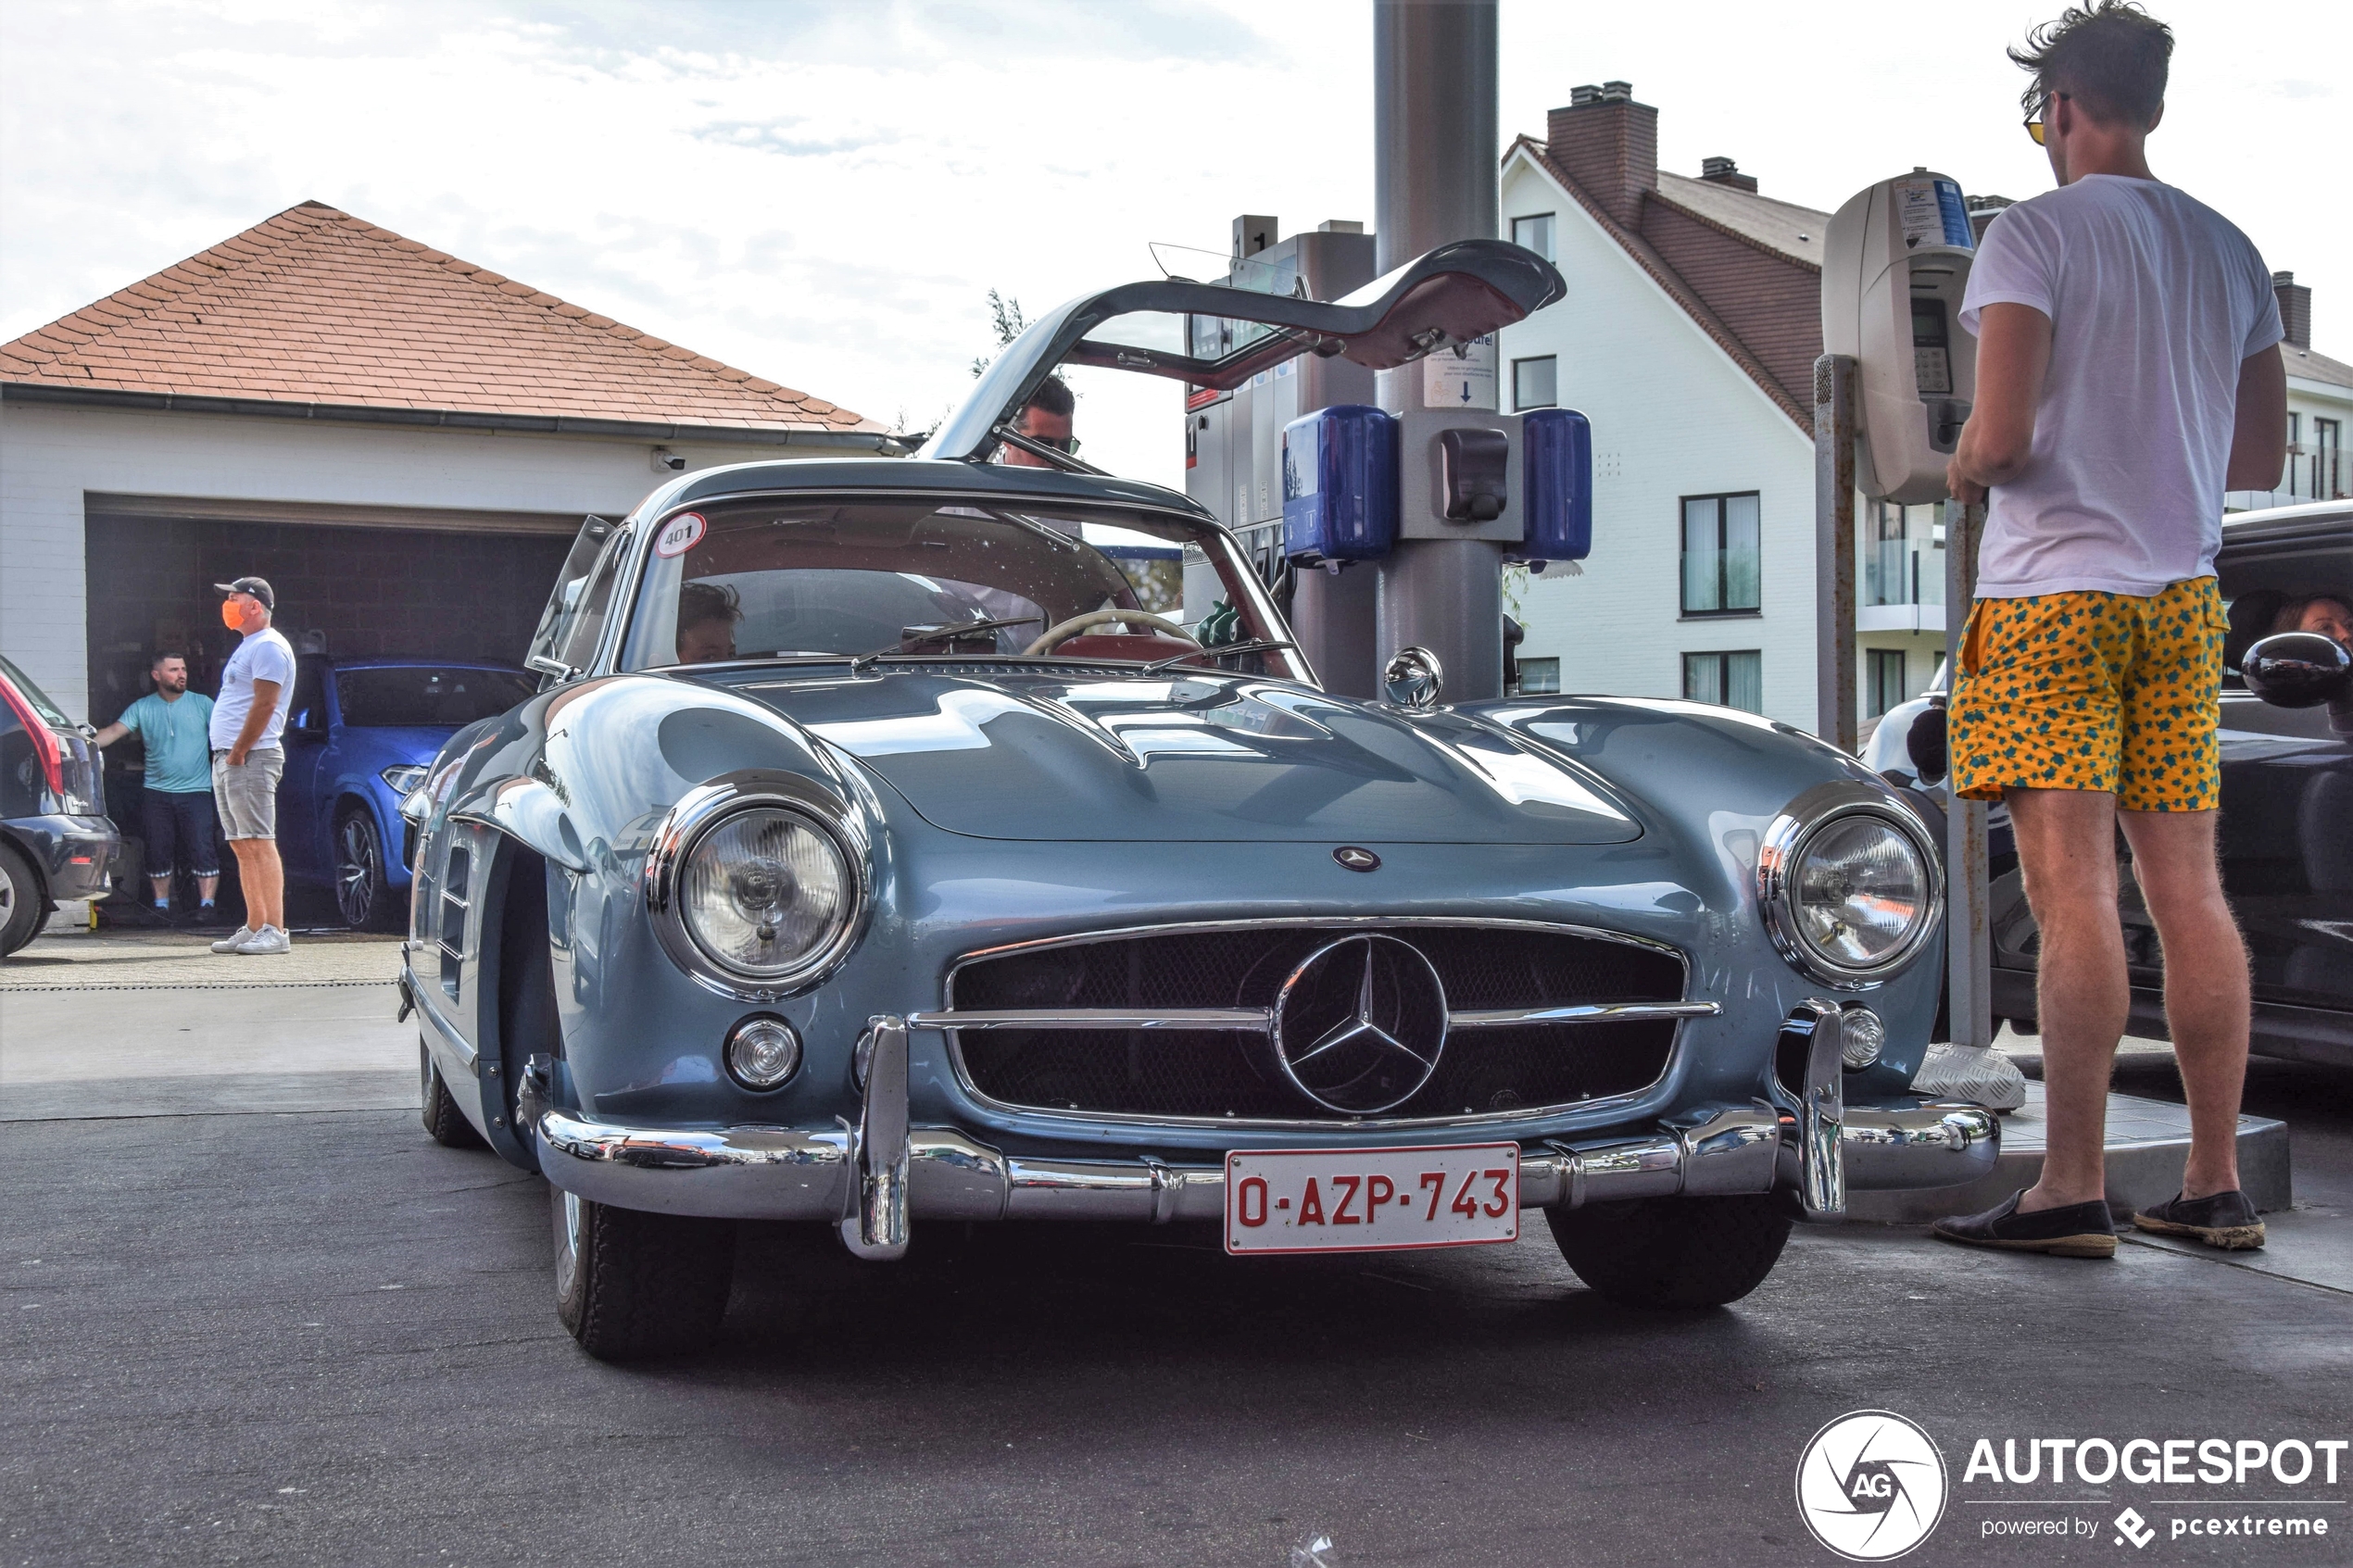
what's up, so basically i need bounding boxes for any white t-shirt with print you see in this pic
[1958,175,2283,599]
[209,627,296,750]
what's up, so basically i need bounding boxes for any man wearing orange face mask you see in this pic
[207,576,296,955]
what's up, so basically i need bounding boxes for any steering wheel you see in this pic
[1024,609,1202,657]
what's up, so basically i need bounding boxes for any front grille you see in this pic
[949,922,1686,1124]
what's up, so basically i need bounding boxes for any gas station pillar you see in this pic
[1371,0,1505,701]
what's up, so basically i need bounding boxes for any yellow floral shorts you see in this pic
[1948,576,2226,811]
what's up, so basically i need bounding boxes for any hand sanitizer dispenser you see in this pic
[1822,171,1978,506]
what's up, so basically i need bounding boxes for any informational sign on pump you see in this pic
[1822,170,1978,507]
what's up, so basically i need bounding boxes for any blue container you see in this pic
[1281,405,1396,564]
[1516,407,1592,562]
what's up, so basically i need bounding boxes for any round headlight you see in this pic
[1795,816,1931,968]
[679,806,854,979]
[1759,786,1941,989]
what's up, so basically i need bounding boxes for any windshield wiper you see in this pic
[849,615,1043,672]
[1140,639,1297,676]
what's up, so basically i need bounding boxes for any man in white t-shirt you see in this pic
[1931,2,2287,1260]
[208,576,297,956]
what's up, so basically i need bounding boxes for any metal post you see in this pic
[1372,0,1504,701]
[1944,501,1993,1050]
[1813,353,1858,752]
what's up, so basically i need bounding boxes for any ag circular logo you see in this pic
[1272,934,1447,1114]
[1795,1410,1947,1562]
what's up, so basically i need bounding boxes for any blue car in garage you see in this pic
[281,658,537,929]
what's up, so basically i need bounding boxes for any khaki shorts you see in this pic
[1948,577,2226,812]
[212,746,284,840]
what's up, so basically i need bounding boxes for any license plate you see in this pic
[1224,1143,1520,1255]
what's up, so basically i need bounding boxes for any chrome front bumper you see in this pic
[532,1010,1998,1258]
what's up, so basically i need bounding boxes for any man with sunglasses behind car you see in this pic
[1929,0,2277,1250]
[1933,2,2288,1259]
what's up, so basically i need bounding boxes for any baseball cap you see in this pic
[214,576,275,609]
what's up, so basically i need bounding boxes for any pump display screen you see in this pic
[1911,297,1953,396]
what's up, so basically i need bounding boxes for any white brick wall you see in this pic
[0,401,831,721]
[1500,152,1821,730]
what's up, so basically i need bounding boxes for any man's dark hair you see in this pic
[1025,375,1075,420]
[2010,2,2172,127]
[150,649,185,668]
[677,580,742,630]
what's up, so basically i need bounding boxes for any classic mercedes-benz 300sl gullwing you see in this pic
[397,242,1996,1358]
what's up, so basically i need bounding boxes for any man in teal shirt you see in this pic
[94,652,220,920]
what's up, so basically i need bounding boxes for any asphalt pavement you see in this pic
[3,927,2347,1567]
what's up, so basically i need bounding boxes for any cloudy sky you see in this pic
[4,0,2344,487]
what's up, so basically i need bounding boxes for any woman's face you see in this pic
[2296,597,2353,649]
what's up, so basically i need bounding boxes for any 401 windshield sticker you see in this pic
[654,511,707,558]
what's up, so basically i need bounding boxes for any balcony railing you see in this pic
[2230,441,2349,510]
[1863,539,1944,608]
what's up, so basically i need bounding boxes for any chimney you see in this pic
[1699,156,1757,194]
[1547,80,1658,229]
[2275,270,2312,349]
[1966,194,2016,245]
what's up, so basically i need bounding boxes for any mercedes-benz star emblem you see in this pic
[1272,935,1448,1114]
[1332,847,1380,872]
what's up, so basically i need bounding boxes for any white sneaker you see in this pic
[234,925,292,955]
[210,925,258,954]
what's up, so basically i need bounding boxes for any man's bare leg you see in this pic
[2118,809,2247,1199]
[2008,787,2129,1212]
[228,839,285,932]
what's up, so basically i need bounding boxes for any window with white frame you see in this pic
[1511,212,1555,262]
[1513,356,1557,410]
[1684,650,1762,713]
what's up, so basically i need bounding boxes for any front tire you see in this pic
[1547,1195,1793,1309]
[420,1040,486,1149]
[0,841,42,957]
[551,1185,736,1361]
[335,808,395,931]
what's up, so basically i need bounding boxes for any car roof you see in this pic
[647,456,1218,523]
[2216,502,2351,602]
[311,658,529,672]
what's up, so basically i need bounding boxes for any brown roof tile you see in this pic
[1,199,880,433]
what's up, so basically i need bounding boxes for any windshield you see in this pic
[336,667,537,728]
[619,499,1306,682]
[0,655,70,728]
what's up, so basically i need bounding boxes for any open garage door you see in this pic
[82,493,578,914]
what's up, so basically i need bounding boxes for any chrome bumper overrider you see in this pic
[533,1010,1999,1258]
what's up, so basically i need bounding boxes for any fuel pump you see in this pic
[1822,170,1978,505]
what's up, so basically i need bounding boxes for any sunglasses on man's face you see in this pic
[2024,91,2070,145]
[1032,434,1080,455]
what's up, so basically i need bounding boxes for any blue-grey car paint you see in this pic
[408,456,1943,1180]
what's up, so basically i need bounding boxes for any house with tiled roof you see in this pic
[1499,84,2347,731]
[2228,270,2352,509]
[1495,82,1946,730]
[0,200,893,723]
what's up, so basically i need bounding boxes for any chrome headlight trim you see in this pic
[1757,780,1943,991]
[645,777,871,1002]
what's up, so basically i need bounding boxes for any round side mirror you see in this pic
[1382,646,1444,709]
[2242,633,2352,709]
